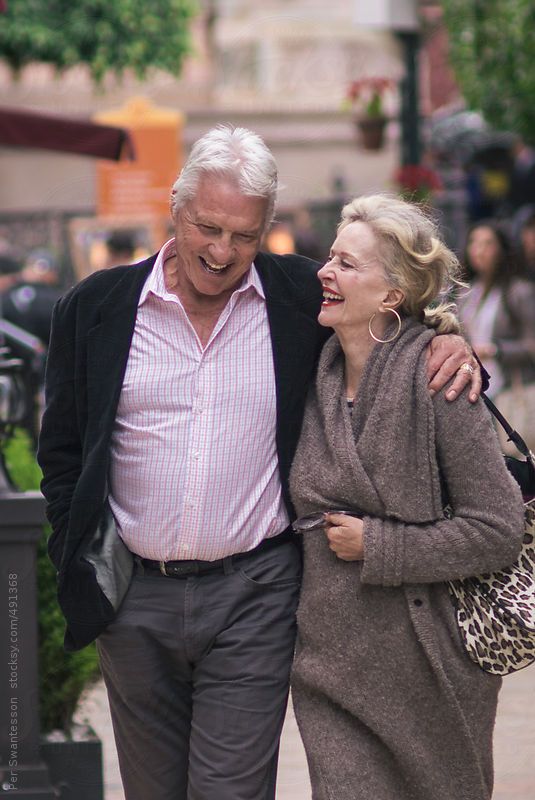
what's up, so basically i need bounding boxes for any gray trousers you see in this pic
[96,541,301,800]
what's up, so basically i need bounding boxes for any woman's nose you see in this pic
[317,261,333,280]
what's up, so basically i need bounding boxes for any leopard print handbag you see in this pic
[447,498,535,676]
[446,394,535,676]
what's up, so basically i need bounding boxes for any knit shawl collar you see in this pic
[291,318,444,524]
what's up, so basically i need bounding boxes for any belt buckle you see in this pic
[159,560,196,577]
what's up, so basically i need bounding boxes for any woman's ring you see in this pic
[459,362,475,375]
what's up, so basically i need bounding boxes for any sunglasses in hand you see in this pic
[292,509,357,533]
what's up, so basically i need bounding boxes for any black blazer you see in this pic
[37,251,328,650]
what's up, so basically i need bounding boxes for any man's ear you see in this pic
[170,189,177,221]
[381,288,405,310]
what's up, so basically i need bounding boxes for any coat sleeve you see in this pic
[495,280,535,367]
[37,294,83,570]
[360,393,525,586]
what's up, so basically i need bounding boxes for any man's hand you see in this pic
[473,342,497,360]
[427,334,481,403]
[324,513,364,561]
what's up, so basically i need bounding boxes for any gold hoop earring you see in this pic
[368,308,402,344]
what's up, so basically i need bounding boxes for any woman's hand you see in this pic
[427,334,481,403]
[324,513,364,561]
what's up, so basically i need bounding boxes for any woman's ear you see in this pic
[381,288,405,310]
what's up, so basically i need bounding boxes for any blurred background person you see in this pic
[1,248,62,346]
[293,207,324,262]
[508,137,535,217]
[458,219,535,454]
[516,211,535,282]
[104,229,137,267]
[0,247,62,444]
[0,239,23,294]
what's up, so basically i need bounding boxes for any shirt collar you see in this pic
[139,239,265,305]
[138,238,174,305]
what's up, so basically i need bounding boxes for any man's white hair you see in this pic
[170,125,278,231]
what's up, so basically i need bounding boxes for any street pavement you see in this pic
[75,666,535,799]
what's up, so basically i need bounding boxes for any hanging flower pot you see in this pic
[344,76,394,151]
[355,116,388,151]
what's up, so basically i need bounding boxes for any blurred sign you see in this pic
[94,97,184,238]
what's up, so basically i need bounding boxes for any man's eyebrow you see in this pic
[237,227,262,237]
[195,217,218,227]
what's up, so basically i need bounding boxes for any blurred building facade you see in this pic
[0,1,457,266]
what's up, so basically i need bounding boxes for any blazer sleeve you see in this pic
[37,294,83,570]
[360,392,525,586]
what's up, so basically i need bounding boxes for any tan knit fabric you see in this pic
[289,318,525,800]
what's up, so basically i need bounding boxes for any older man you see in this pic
[38,125,479,800]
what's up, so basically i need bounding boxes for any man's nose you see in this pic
[209,236,233,264]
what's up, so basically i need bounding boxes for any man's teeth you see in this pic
[201,257,229,273]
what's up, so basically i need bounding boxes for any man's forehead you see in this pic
[183,181,268,232]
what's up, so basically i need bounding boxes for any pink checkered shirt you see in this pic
[108,239,290,561]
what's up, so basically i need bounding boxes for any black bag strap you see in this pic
[482,393,535,498]
[482,392,533,460]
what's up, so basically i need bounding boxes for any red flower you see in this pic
[395,164,442,192]
[345,77,395,118]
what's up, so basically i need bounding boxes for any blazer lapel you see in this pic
[255,253,326,504]
[86,258,155,439]
[255,253,321,404]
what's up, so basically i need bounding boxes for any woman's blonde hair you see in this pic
[339,194,464,333]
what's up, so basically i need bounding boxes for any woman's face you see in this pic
[521,225,535,262]
[317,221,395,334]
[466,226,502,279]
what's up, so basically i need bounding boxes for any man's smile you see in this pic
[199,256,232,275]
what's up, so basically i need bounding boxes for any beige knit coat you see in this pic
[289,320,525,800]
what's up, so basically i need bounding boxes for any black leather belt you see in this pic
[134,527,295,578]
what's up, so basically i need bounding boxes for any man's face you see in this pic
[172,174,268,300]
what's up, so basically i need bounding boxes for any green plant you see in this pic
[0,0,197,84]
[2,429,100,734]
[442,0,535,144]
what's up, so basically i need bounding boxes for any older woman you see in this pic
[289,195,525,800]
